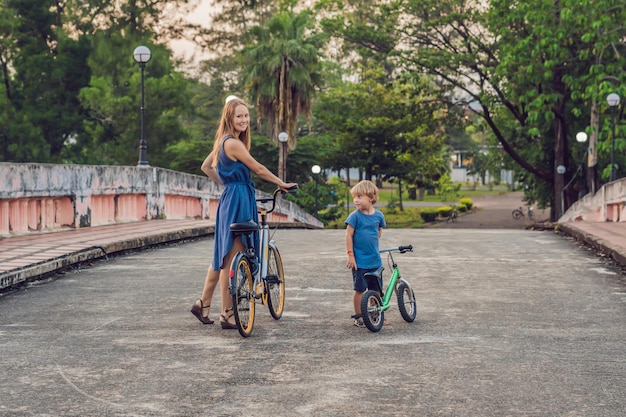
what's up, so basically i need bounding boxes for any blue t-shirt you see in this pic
[345,209,386,269]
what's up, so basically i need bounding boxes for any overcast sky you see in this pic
[169,0,213,65]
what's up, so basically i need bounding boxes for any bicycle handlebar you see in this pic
[379,245,413,254]
[256,184,299,214]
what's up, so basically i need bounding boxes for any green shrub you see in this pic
[438,206,453,217]
[419,207,439,222]
[460,197,473,210]
[381,207,423,228]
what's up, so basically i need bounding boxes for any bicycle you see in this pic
[447,205,459,223]
[228,185,298,337]
[512,205,534,220]
[359,245,417,332]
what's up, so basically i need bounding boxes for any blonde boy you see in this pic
[345,180,386,327]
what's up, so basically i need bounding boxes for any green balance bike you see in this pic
[359,245,417,332]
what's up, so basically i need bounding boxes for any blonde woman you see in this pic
[191,97,296,329]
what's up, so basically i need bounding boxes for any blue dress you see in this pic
[212,136,258,271]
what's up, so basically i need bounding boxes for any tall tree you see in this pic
[241,6,326,181]
[315,64,447,190]
[66,0,202,166]
[572,0,626,193]
[74,31,193,167]
[1,0,91,162]
[320,0,626,220]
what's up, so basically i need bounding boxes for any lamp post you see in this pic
[576,132,588,163]
[557,164,566,218]
[576,132,588,197]
[278,131,288,182]
[133,45,152,167]
[606,93,620,182]
[312,164,321,218]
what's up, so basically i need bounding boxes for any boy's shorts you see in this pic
[352,267,383,293]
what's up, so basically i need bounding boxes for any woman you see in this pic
[191,96,296,329]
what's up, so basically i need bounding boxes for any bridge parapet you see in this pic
[0,163,322,236]
[559,178,626,223]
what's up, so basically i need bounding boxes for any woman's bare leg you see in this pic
[220,237,244,325]
[198,266,219,314]
[191,265,220,324]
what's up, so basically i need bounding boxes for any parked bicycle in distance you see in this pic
[359,245,417,333]
[447,205,459,223]
[228,185,298,337]
[512,205,534,220]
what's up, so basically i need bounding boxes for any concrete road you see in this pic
[1,228,625,416]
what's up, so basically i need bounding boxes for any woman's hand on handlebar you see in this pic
[279,182,298,193]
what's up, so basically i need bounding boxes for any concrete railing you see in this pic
[559,178,626,223]
[0,163,322,236]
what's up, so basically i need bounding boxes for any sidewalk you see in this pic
[0,219,215,291]
[557,221,626,270]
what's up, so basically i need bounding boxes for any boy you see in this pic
[345,180,386,327]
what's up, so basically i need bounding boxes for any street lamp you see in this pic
[606,93,620,181]
[278,131,288,182]
[576,131,588,161]
[133,45,152,167]
[560,132,591,217]
[576,131,588,197]
[311,164,321,217]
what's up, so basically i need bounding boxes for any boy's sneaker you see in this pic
[353,318,365,328]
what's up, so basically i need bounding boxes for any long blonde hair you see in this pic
[211,97,251,168]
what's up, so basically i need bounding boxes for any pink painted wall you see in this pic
[0,163,323,236]
[559,178,626,223]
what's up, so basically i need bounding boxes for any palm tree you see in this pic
[241,9,326,180]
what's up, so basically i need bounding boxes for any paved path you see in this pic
[1,228,625,416]
[1,194,626,416]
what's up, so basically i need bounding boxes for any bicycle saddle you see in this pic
[364,266,384,279]
[229,220,258,235]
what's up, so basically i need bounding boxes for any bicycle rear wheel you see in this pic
[397,282,417,323]
[512,209,523,220]
[230,253,255,337]
[266,245,285,320]
[361,290,384,332]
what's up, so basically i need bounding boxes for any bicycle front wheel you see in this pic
[266,245,285,320]
[512,209,523,220]
[361,290,384,332]
[231,254,255,337]
[397,282,417,323]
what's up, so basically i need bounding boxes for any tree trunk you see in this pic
[587,99,601,195]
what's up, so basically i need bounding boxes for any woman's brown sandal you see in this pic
[220,308,237,330]
[190,299,215,325]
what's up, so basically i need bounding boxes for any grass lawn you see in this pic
[326,206,425,229]
[377,184,511,204]
[326,183,512,229]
